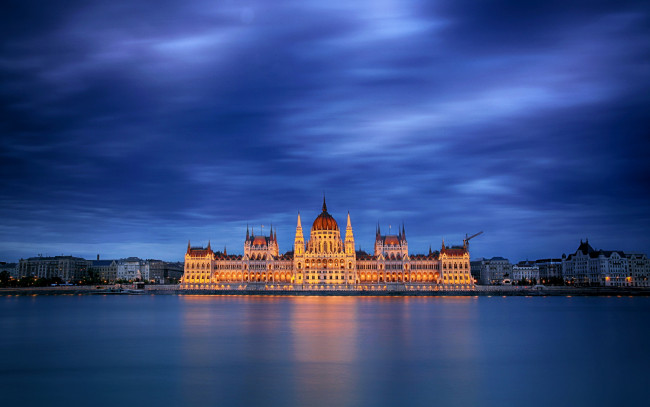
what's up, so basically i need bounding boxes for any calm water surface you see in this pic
[1,295,648,407]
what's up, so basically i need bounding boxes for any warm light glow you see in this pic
[182,202,474,291]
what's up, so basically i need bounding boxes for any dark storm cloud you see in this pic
[1,0,649,261]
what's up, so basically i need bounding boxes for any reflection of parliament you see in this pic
[181,199,474,290]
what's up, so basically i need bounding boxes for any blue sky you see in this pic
[1,0,649,262]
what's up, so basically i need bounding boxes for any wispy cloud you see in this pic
[1,0,649,261]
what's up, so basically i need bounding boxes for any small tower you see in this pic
[344,212,357,282]
[293,212,305,283]
[294,213,305,255]
[345,212,355,255]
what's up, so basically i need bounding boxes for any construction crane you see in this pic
[463,231,483,249]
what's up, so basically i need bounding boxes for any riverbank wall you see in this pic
[2,285,650,296]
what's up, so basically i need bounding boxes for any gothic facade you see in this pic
[181,199,474,290]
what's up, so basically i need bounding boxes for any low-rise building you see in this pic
[512,261,540,284]
[626,253,650,287]
[472,257,512,285]
[17,256,89,282]
[535,259,563,283]
[470,258,484,283]
[148,260,184,284]
[89,258,118,283]
[0,262,18,278]
[562,240,648,287]
[117,257,149,281]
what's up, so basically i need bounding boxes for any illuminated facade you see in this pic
[181,199,474,290]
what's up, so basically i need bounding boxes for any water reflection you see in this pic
[4,295,647,407]
[177,295,484,406]
[290,297,359,406]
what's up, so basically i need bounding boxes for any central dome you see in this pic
[311,198,339,231]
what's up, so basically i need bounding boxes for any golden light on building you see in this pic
[180,198,474,291]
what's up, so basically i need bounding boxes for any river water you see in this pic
[1,295,648,407]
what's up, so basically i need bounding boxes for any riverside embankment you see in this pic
[1,285,649,296]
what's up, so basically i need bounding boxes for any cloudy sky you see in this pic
[1,0,649,262]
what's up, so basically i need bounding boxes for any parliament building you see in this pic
[180,199,474,291]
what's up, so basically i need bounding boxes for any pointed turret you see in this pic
[402,223,406,240]
[345,211,355,255]
[322,195,327,212]
[224,245,227,256]
[294,212,304,252]
[207,240,211,251]
[441,238,446,251]
[187,240,191,253]
[246,224,250,240]
[294,211,305,261]
[429,245,432,256]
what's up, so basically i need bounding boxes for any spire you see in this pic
[224,245,227,256]
[187,240,191,252]
[207,240,211,251]
[294,212,304,254]
[322,195,327,212]
[246,224,250,240]
[429,245,432,255]
[345,211,354,245]
[442,238,445,251]
[402,223,406,240]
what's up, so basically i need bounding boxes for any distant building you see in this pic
[89,259,118,283]
[535,259,562,283]
[472,257,512,285]
[17,256,88,282]
[0,262,18,278]
[470,259,483,283]
[148,260,184,284]
[627,253,650,287]
[117,257,149,281]
[512,261,539,283]
[562,240,650,287]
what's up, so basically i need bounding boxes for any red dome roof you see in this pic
[312,211,339,231]
[311,197,339,231]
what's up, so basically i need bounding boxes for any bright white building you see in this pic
[512,261,540,283]
[117,257,150,281]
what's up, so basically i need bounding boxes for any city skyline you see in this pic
[2,1,649,262]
